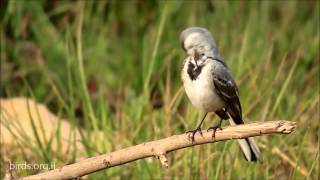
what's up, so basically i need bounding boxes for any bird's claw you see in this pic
[207,125,222,139]
[186,127,203,143]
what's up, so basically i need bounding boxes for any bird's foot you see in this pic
[186,127,203,143]
[207,125,222,139]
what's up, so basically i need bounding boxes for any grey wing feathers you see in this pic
[213,62,262,162]
[212,63,243,124]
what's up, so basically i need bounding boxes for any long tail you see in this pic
[228,118,262,162]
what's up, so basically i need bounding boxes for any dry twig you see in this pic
[21,120,296,180]
[259,143,308,176]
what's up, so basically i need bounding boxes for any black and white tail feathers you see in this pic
[228,118,262,162]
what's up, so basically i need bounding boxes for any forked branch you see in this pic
[21,120,296,180]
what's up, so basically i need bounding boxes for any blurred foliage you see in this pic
[0,0,319,179]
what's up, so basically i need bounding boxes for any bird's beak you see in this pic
[189,49,200,68]
[187,49,194,57]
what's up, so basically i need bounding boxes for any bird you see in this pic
[180,27,262,162]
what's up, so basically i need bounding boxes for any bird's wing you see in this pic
[212,61,243,124]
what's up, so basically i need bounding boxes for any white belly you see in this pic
[182,60,225,112]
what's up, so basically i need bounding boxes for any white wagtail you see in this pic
[180,27,262,162]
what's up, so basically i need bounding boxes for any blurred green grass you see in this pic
[1,0,319,179]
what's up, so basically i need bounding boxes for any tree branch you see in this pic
[21,120,296,180]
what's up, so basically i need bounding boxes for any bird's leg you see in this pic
[186,113,208,143]
[208,109,228,138]
[207,118,223,139]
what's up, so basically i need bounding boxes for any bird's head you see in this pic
[180,27,223,61]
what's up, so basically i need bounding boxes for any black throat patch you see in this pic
[187,61,204,81]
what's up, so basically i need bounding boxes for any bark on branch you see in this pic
[21,120,296,180]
